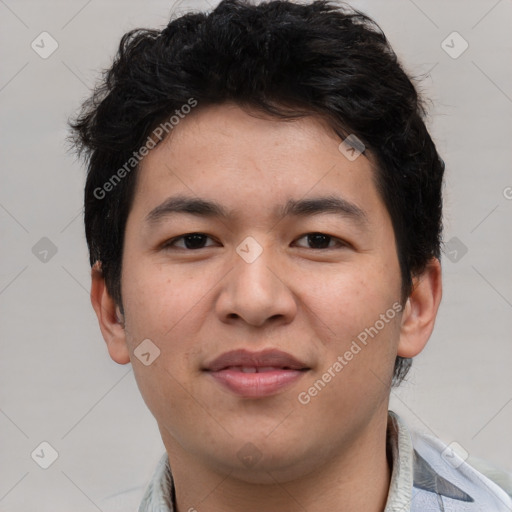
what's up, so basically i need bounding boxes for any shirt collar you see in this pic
[384,410,414,511]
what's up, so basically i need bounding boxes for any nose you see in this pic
[215,245,297,328]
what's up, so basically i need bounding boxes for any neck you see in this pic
[161,410,392,512]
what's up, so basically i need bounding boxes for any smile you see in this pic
[203,349,310,398]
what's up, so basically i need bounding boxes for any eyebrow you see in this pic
[145,194,368,227]
[145,195,230,225]
[279,196,368,226]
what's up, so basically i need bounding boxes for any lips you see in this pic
[204,349,309,398]
[204,349,308,372]
[222,366,291,373]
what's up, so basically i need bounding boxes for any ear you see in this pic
[90,261,131,364]
[397,258,442,358]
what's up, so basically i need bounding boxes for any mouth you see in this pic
[217,366,302,373]
[203,349,310,398]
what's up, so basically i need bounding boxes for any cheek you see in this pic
[306,260,399,330]
[121,261,203,342]
[120,264,207,432]
[121,261,209,393]
[303,260,402,385]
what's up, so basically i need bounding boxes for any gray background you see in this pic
[1,0,511,510]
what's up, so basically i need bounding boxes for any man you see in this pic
[70,0,512,510]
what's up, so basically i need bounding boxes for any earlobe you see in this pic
[90,261,131,365]
[397,258,442,359]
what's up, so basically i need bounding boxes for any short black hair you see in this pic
[69,0,444,386]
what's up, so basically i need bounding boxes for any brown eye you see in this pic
[295,232,343,249]
[163,233,216,250]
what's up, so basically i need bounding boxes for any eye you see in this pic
[162,233,218,250]
[294,232,346,249]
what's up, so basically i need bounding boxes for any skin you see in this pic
[91,102,442,512]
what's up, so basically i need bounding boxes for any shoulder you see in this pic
[97,453,174,511]
[410,426,512,510]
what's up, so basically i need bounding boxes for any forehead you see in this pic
[131,103,384,222]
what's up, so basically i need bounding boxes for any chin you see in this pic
[204,440,320,484]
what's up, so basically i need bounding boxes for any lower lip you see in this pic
[207,369,307,398]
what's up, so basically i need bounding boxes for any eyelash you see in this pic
[161,232,348,251]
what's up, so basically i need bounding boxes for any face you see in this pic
[115,103,408,482]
